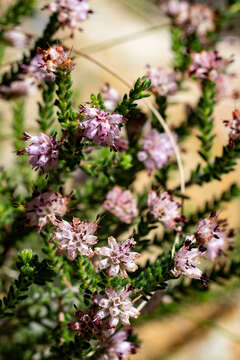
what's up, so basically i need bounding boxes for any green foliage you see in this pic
[38,82,56,132]
[197,79,216,162]
[0,250,55,318]
[0,0,36,26]
[115,76,151,117]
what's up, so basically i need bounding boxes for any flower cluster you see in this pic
[100,329,139,360]
[195,213,227,261]
[145,66,178,96]
[46,0,92,31]
[104,186,138,224]
[17,132,59,173]
[100,83,121,111]
[26,191,69,231]
[93,236,139,278]
[189,51,230,82]
[94,286,139,328]
[3,28,31,48]
[0,77,37,98]
[53,217,98,260]
[224,109,240,146]
[162,0,215,40]
[172,235,206,280]
[137,129,176,173]
[22,45,73,83]
[147,190,181,230]
[78,106,126,151]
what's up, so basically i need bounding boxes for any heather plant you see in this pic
[1,1,240,359]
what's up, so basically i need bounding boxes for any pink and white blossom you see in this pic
[22,46,73,82]
[78,106,126,151]
[17,132,59,173]
[224,109,240,146]
[26,191,69,231]
[147,190,181,230]
[172,235,205,279]
[189,51,229,82]
[161,0,189,26]
[196,214,227,261]
[93,236,139,278]
[53,217,98,260]
[145,66,178,96]
[94,286,139,328]
[101,83,121,111]
[4,28,31,48]
[0,77,37,98]
[100,329,138,360]
[137,129,176,173]
[46,0,92,31]
[104,186,138,224]
[188,4,215,38]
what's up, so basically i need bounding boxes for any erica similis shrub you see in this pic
[1,0,240,359]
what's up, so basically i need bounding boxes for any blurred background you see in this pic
[1,0,240,359]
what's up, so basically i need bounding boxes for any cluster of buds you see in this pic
[78,106,127,151]
[22,45,73,83]
[172,235,206,281]
[17,132,59,173]
[161,0,215,40]
[137,129,176,173]
[53,217,98,260]
[26,191,69,231]
[224,109,240,146]
[93,236,139,278]
[147,190,182,230]
[189,51,230,82]
[103,186,138,224]
[145,66,178,96]
[45,0,92,32]
[100,83,121,111]
[94,285,140,328]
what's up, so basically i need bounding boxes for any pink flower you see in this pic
[94,286,139,328]
[78,106,126,150]
[224,109,240,146]
[196,214,227,261]
[17,132,59,173]
[104,186,138,224]
[100,329,138,360]
[172,235,205,280]
[145,66,178,96]
[147,190,181,230]
[188,4,215,38]
[22,54,55,82]
[46,0,92,31]
[93,236,139,278]
[101,83,121,111]
[137,129,176,173]
[0,77,37,98]
[161,0,189,25]
[53,217,98,260]
[22,46,73,82]
[189,51,229,81]
[26,191,69,231]
[4,28,31,48]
